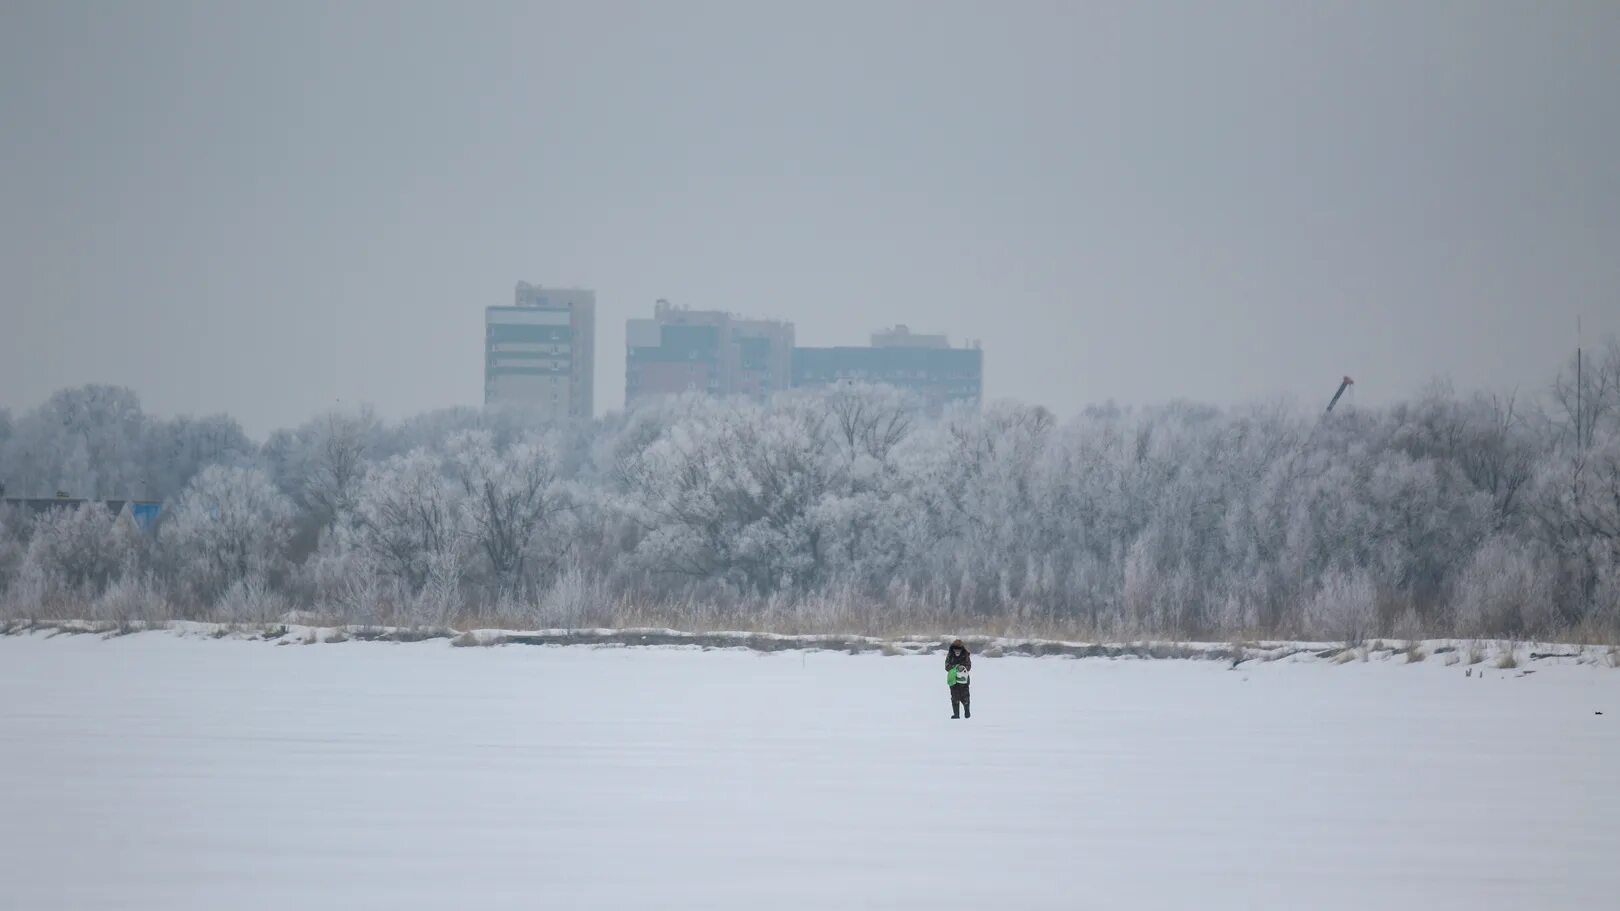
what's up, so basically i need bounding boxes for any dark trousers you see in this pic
[950,683,971,717]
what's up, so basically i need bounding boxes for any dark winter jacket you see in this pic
[945,642,972,676]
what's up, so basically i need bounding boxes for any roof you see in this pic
[1,497,163,521]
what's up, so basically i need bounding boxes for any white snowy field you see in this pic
[1,634,1617,911]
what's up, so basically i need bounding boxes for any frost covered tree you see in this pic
[262,409,380,527]
[819,382,918,464]
[353,449,468,596]
[1551,339,1620,449]
[6,341,1620,637]
[161,466,294,607]
[1,385,150,498]
[448,431,572,599]
[143,414,256,500]
[616,397,840,593]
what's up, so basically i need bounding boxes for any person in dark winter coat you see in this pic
[946,639,972,719]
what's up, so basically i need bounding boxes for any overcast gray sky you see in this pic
[3,0,1617,436]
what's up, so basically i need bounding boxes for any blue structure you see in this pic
[1,497,164,532]
[129,502,163,532]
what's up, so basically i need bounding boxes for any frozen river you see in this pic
[2,632,1617,909]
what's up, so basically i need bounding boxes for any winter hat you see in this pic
[950,639,965,649]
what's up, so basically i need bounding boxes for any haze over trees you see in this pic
[2,342,1618,641]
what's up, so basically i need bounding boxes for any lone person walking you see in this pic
[946,639,972,719]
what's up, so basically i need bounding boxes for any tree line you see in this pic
[2,342,1618,641]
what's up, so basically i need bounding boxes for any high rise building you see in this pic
[792,325,983,412]
[484,283,595,419]
[625,300,794,407]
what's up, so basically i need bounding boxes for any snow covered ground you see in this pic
[1,632,1617,910]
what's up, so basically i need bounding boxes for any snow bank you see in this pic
[4,617,1617,669]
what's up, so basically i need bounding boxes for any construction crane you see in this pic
[1325,376,1354,414]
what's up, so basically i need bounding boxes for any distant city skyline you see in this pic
[623,296,979,413]
[625,298,796,408]
[3,2,1618,437]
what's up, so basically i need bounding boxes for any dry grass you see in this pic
[1564,617,1620,648]
[104,621,141,639]
[13,586,1620,650]
[12,602,1620,674]
[1497,644,1520,669]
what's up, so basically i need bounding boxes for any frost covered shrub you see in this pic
[1303,570,1379,643]
[303,528,396,624]
[21,504,127,600]
[0,505,29,595]
[215,576,287,624]
[410,551,464,626]
[1450,536,1555,637]
[1392,607,1424,642]
[93,574,172,625]
[534,560,604,628]
[0,560,48,621]
[1586,554,1620,640]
